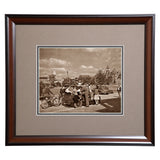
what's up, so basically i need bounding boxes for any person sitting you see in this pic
[65,86,73,94]
[42,85,53,98]
[72,86,80,108]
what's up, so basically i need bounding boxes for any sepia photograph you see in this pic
[37,46,122,114]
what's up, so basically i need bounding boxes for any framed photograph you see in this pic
[6,14,155,145]
[37,46,123,115]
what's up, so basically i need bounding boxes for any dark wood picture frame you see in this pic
[5,14,155,146]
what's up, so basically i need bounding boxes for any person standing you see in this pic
[72,86,80,108]
[40,81,45,97]
[94,85,100,105]
[82,84,89,107]
[59,87,65,105]
[117,85,121,97]
[88,84,94,101]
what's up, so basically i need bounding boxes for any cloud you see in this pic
[80,65,94,69]
[85,48,96,52]
[49,58,71,67]
[40,59,49,68]
[40,58,71,69]
[52,67,66,73]
[79,65,98,76]
[80,65,97,71]
[39,67,52,76]
[84,48,107,53]
[80,65,87,69]
[88,66,94,69]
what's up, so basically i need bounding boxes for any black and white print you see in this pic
[38,46,122,114]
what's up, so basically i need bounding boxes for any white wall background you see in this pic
[0,0,159,159]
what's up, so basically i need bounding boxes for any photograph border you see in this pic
[5,14,155,146]
[36,45,123,116]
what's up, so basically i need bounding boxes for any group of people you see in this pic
[40,82,121,109]
[61,84,100,108]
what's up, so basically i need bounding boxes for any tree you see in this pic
[78,75,92,84]
[95,70,106,85]
[110,68,117,84]
[90,77,96,85]
[62,78,71,86]
[49,74,56,86]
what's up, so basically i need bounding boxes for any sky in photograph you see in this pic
[39,47,122,81]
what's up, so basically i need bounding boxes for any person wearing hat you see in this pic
[94,85,100,105]
[81,84,89,107]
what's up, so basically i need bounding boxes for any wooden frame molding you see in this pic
[5,14,155,146]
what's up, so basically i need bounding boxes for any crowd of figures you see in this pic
[39,81,121,109]
[62,84,100,108]
[39,84,102,109]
